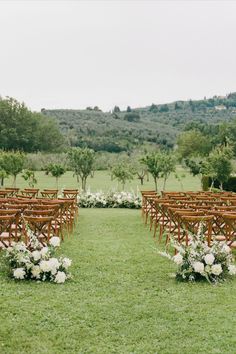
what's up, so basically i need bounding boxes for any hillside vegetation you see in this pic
[42,93,236,152]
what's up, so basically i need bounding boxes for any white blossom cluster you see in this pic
[159,225,236,283]
[5,236,72,284]
[78,191,141,209]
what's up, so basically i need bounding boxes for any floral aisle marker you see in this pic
[159,225,236,284]
[4,231,72,284]
[78,190,141,209]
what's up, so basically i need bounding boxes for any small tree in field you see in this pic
[159,154,176,190]
[68,147,95,191]
[111,163,134,190]
[206,147,233,190]
[141,152,162,191]
[1,151,26,187]
[46,164,66,189]
[22,169,37,188]
[141,151,175,191]
[0,152,9,187]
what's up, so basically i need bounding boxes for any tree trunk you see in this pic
[56,177,59,189]
[210,179,214,191]
[1,177,4,187]
[140,177,144,185]
[154,177,158,192]
[163,177,167,191]
[13,175,16,188]
[82,177,86,191]
[220,182,223,191]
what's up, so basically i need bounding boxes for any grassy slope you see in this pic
[4,167,201,193]
[0,209,235,353]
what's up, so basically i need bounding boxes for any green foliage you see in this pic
[184,158,203,177]
[142,151,176,191]
[21,169,37,187]
[159,153,176,190]
[206,147,233,190]
[111,163,134,190]
[177,130,212,159]
[123,112,140,122]
[68,147,95,190]
[159,104,169,112]
[113,106,120,113]
[0,150,26,186]
[141,152,160,191]
[45,163,66,188]
[0,97,64,152]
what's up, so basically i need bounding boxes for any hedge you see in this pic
[202,176,236,192]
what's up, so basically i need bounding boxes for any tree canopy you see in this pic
[0,97,64,152]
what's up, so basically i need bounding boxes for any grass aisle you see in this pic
[0,209,236,354]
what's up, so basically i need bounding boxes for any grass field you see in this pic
[0,209,236,353]
[4,167,201,193]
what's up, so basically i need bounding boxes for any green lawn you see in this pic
[0,209,235,353]
[4,167,201,193]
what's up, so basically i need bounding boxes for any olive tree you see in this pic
[1,151,26,187]
[22,169,38,188]
[46,163,66,189]
[68,147,95,191]
[141,152,162,191]
[111,163,134,190]
[205,147,233,190]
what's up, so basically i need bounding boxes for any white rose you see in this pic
[54,271,67,284]
[193,262,205,274]
[40,247,49,257]
[39,260,51,273]
[204,254,215,266]
[31,265,41,279]
[48,258,60,275]
[13,268,26,280]
[211,264,223,276]
[49,237,60,248]
[62,258,72,269]
[228,265,236,275]
[15,243,27,252]
[173,253,183,265]
[222,244,231,254]
[32,250,41,262]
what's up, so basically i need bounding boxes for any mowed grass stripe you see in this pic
[0,209,235,353]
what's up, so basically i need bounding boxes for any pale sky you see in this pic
[0,0,236,112]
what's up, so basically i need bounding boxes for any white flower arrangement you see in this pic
[159,225,236,284]
[5,232,72,284]
[78,190,141,209]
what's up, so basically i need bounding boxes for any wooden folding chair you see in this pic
[23,215,54,246]
[221,213,236,248]
[0,215,19,248]
[41,190,58,199]
[21,189,39,198]
[180,215,214,246]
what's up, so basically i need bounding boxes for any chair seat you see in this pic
[214,235,226,241]
[0,232,10,239]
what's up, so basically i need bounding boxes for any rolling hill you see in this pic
[41,93,236,153]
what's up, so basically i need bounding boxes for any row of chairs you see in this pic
[141,190,236,249]
[0,188,79,199]
[0,189,79,249]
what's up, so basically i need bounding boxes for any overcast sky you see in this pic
[0,0,236,112]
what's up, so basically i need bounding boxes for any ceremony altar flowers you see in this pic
[5,232,72,284]
[159,225,236,283]
[78,190,141,209]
